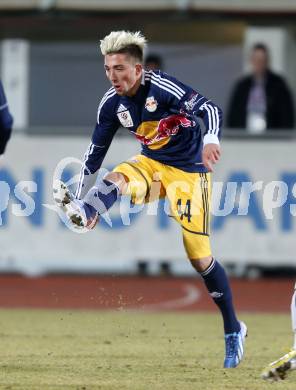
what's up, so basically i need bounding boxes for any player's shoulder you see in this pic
[98,87,119,109]
[145,69,183,86]
[97,87,119,120]
[144,70,186,100]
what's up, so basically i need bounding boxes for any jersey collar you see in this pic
[141,70,146,85]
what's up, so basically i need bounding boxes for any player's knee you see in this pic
[105,172,128,194]
[190,256,213,273]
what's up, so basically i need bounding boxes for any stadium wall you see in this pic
[0,136,295,275]
[28,42,242,127]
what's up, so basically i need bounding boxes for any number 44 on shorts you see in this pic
[176,198,192,222]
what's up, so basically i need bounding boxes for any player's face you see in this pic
[104,53,142,96]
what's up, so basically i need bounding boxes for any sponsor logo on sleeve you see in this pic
[184,93,199,111]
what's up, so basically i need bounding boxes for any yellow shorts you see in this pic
[113,154,211,259]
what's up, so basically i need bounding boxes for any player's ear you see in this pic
[135,63,142,76]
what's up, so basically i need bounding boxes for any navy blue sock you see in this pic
[200,258,240,334]
[83,179,119,216]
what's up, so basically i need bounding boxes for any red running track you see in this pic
[0,275,293,312]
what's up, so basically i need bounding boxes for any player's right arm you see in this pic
[0,80,13,155]
[75,88,120,199]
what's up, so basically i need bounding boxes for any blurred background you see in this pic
[0,0,295,283]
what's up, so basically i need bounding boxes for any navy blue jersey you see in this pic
[0,80,13,155]
[76,70,222,198]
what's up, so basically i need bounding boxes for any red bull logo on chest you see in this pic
[156,114,195,140]
[135,114,195,147]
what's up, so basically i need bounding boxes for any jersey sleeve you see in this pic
[0,81,13,155]
[75,89,119,199]
[154,71,223,145]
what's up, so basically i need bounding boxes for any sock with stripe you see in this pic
[200,258,240,334]
[83,179,119,216]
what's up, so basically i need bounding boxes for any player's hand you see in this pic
[202,143,221,172]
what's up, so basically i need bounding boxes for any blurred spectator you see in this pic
[227,43,294,133]
[0,80,13,155]
[145,54,163,71]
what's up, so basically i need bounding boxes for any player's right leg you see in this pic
[262,284,296,381]
[53,155,154,230]
[53,174,124,230]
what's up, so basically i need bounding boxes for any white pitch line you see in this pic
[141,283,201,311]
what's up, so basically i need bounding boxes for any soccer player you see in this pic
[262,284,296,381]
[54,31,247,368]
[0,80,13,156]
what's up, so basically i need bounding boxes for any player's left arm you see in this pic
[197,98,222,172]
[156,71,222,171]
[178,88,223,172]
[195,97,222,172]
[201,142,221,173]
[193,94,222,172]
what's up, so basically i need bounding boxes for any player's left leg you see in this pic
[189,255,241,338]
[262,284,296,381]
[164,170,246,368]
[187,249,247,368]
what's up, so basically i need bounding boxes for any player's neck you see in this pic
[126,72,143,97]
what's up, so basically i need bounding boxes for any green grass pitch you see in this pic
[0,309,294,389]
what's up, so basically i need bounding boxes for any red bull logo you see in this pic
[145,96,158,113]
[135,114,195,146]
[155,114,195,141]
[135,133,153,145]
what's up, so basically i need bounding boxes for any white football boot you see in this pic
[53,180,98,230]
[262,349,296,381]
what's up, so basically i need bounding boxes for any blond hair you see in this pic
[100,31,147,62]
